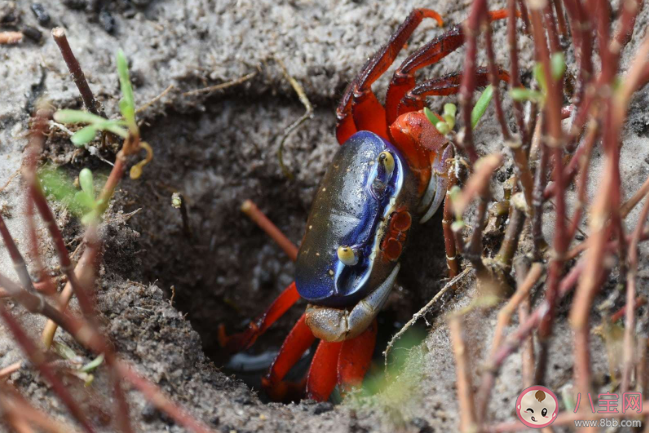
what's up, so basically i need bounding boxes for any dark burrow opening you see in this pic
[116,95,453,402]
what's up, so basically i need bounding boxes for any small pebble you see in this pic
[62,0,88,10]
[22,25,41,42]
[99,8,115,34]
[30,3,50,25]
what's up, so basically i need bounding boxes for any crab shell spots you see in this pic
[380,209,412,262]
[295,131,418,308]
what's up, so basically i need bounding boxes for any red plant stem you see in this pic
[51,28,100,115]
[25,199,55,295]
[543,2,561,54]
[24,107,135,433]
[457,0,487,164]
[116,362,217,433]
[566,121,598,241]
[506,0,528,148]
[516,0,531,31]
[241,200,298,262]
[621,192,649,394]
[0,214,36,294]
[612,0,644,51]
[482,19,511,141]
[551,0,568,38]
[532,135,548,259]
[0,304,96,433]
[449,316,476,432]
[610,296,647,323]
[443,166,460,279]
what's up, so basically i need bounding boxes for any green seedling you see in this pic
[53,50,139,146]
[511,52,566,104]
[53,342,104,386]
[425,103,459,136]
[471,85,494,129]
[39,166,104,225]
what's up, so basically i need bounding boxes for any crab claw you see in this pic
[304,264,400,342]
[419,143,453,223]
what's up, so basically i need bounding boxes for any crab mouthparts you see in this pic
[304,264,400,342]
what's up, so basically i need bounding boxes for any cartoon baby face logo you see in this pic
[516,386,559,428]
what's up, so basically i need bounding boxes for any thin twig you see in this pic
[383,267,473,370]
[182,71,257,96]
[274,57,314,180]
[449,315,477,432]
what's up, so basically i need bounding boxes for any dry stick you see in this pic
[443,164,460,279]
[0,304,96,433]
[52,28,100,115]
[0,32,22,44]
[610,296,646,323]
[274,57,314,179]
[135,84,175,114]
[621,192,649,394]
[457,0,487,164]
[241,199,298,262]
[621,175,649,218]
[449,315,477,432]
[116,362,217,433]
[494,193,527,269]
[517,279,535,388]
[182,71,257,96]
[0,361,21,378]
[383,266,473,370]
[475,263,543,424]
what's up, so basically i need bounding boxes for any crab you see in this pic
[220,7,511,402]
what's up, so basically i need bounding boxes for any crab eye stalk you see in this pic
[372,151,395,197]
[337,245,359,266]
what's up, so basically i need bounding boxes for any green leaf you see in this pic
[53,341,78,361]
[79,354,104,373]
[510,88,544,102]
[71,126,97,146]
[533,63,547,93]
[443,103,457,117]
[79,168,95,199]
[435,121,450,135]
[117,50,135,121]
[471,85,494,129]
[54,110,107,125]
[551,52,566,81]
[423,107,438,126]
[74,191,95,211]
[39,167,85,215]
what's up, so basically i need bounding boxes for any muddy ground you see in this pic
[1,0,649,431]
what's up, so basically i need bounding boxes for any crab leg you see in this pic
[337,320,378,394]
[335,9,444,144]
[385,9,510,125]
[395,67,510,118]
[261,313,316,401]
[219,281,300,352]
[306,340,344,401]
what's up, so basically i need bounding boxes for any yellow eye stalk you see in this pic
[378,151,395,176]
[337,245,359,266]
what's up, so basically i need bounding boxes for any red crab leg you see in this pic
[306,340,344,401]
[335,9,444,144]
[262,313,316,401]
[337,320,378,395]
[218,281,300,352]
[395,67,510,118]
[385,9,510,125]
